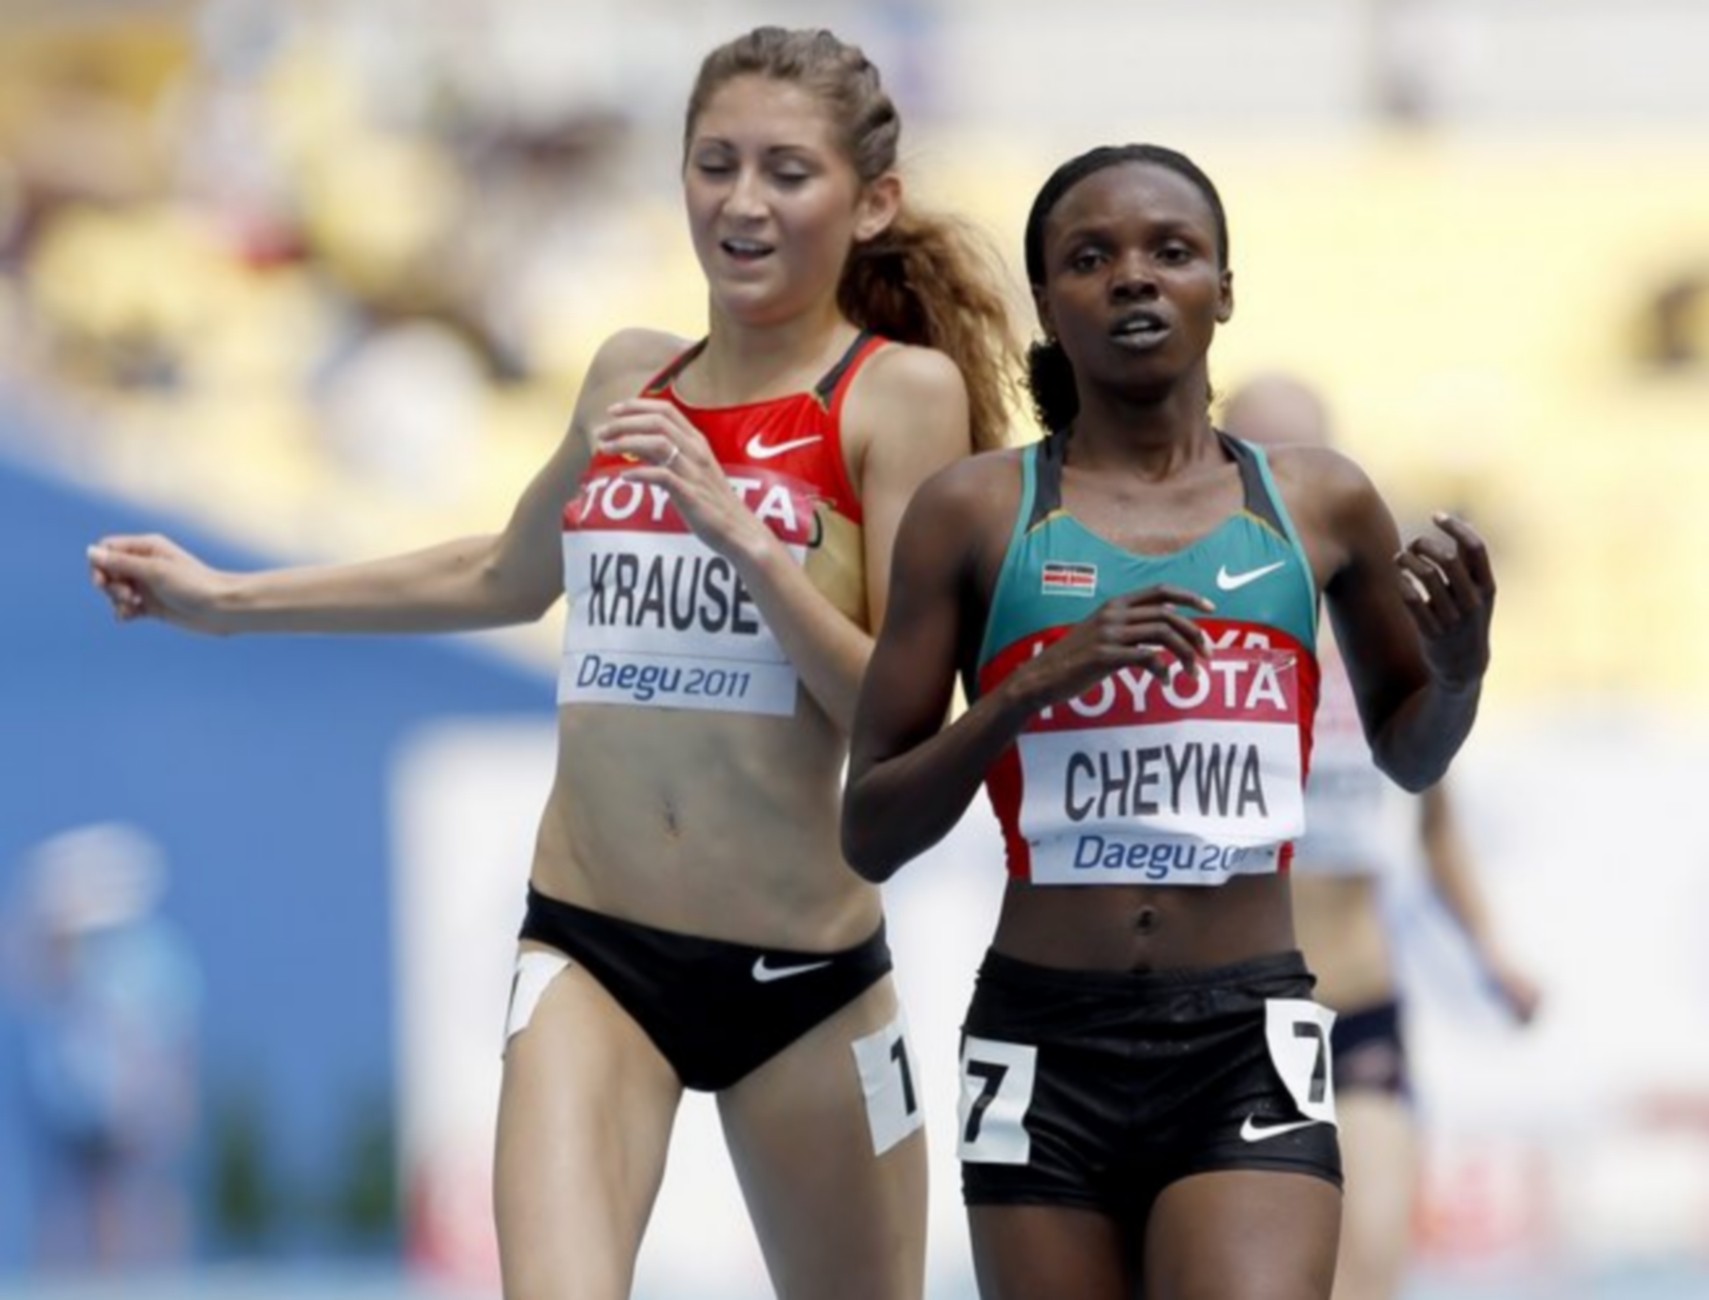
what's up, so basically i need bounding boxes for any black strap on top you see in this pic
[1027,427,1286,536]
[641,339,706,395]
[812,329,875,405]
[641,329,875,403]
[1217,429,1289,536]
[1026,430,1069,531]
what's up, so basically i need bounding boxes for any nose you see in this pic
[1109,249,1157,300]
[724,165,767,220]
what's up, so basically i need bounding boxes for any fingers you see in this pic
[1092,591,1216,679]
[88,534,180,576]
[1397,568,1444,638]
[1136,584,1217,615]
[596,429,684,472]
[1432,512,1495,594]
[91,533,178,560]
[1106,608,1210,668]
[1395,545,1462,622]
[87,536,170,622]
[1395,513,1495,634]
[89,562,147,620]
[595,401,701,472]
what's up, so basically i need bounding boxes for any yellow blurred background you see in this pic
[6,3,1707,712]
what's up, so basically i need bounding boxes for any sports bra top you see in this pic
[558,331,886,715]
[972,432,1322,885]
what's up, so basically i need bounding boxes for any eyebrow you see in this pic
[1053,215,1207,246]
[690,137,823,159]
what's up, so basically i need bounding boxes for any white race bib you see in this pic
[1015,649,1307,885]
[558,467,813,715]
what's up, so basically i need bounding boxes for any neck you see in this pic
[693,298,857,404]
[1067,370,1219,476]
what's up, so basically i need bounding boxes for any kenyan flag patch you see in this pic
[1041,561,1098,597]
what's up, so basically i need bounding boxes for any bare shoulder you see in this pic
[859,341,967,400]
[1261,443,1381,529]
[558,327,691,455]
[842,341,970,450]
[912,444,1026,526]
[1261,442,1399,586]
[583,327,689,400]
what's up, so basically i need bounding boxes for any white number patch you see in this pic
[956,1036,1038,1165]
[852,1012,925,1156]
[1264,999,1338,1126]
[503,949,570,1050]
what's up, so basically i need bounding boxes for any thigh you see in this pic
[968,1204,1133,1300]
[716,975,927,1300]
[1145,1170,1341,1300]
[495,950,684,1300]
[1333,1093,1417,1300]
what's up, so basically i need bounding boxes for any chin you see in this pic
[712,285,812,329]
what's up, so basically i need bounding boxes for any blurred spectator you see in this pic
[1638,270,1709,371]
[4,823,203,1272]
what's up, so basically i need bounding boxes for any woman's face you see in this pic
[1034,161,1233,398]
[684,75,892,326]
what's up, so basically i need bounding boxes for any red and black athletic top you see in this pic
[557,331,888,715]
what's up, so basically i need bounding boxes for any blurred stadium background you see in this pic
[3,1,1709,1297]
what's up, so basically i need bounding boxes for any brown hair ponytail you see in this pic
[839,208,1019,452]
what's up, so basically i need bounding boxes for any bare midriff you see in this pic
[989,872,1300,974]
[529,695,880,952]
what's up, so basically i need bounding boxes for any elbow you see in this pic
[509,587,559,625]
[840,825,899,884]
[1392,768,1438,796]
[479,563,557,626]
[839,794,901,883]
[1374,748,1446,795]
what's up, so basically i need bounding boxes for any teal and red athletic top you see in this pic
[558,331,884,715]
[973,432,1322,885]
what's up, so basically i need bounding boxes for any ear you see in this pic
[1216,268,1235,324]
[854,172,902,243]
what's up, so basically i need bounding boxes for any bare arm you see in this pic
[842,456,1214,880]
[596,344,973,731]
[88,329,677,636]
[1285,447,1494,791]
[1418,784,1541,1022]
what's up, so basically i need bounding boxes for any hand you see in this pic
[1015,584,1215,711]
[1396,513,1494,692]
[1481,949,1543,1026]
[594,399,771,562]
[87,534,232,633]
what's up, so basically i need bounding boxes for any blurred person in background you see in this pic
[87,25,1019,1300]
[3,823,202,1273]
[843,143,1497,1300]
[1223,373,1541,1300]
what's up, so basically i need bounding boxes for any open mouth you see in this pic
[1109,309,1169,346]
[720,237,775,263]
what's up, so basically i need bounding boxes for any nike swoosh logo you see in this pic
[745,433,823,461]
[751,956,834,983]
[1216,560,1287,592]
[1239,1115,1323,1143]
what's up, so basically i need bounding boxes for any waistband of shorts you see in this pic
[522,884,888,962]
[974,947,1311,999]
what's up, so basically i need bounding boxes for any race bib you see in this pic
[558,465,814,715]
[1008,633,1308,885]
